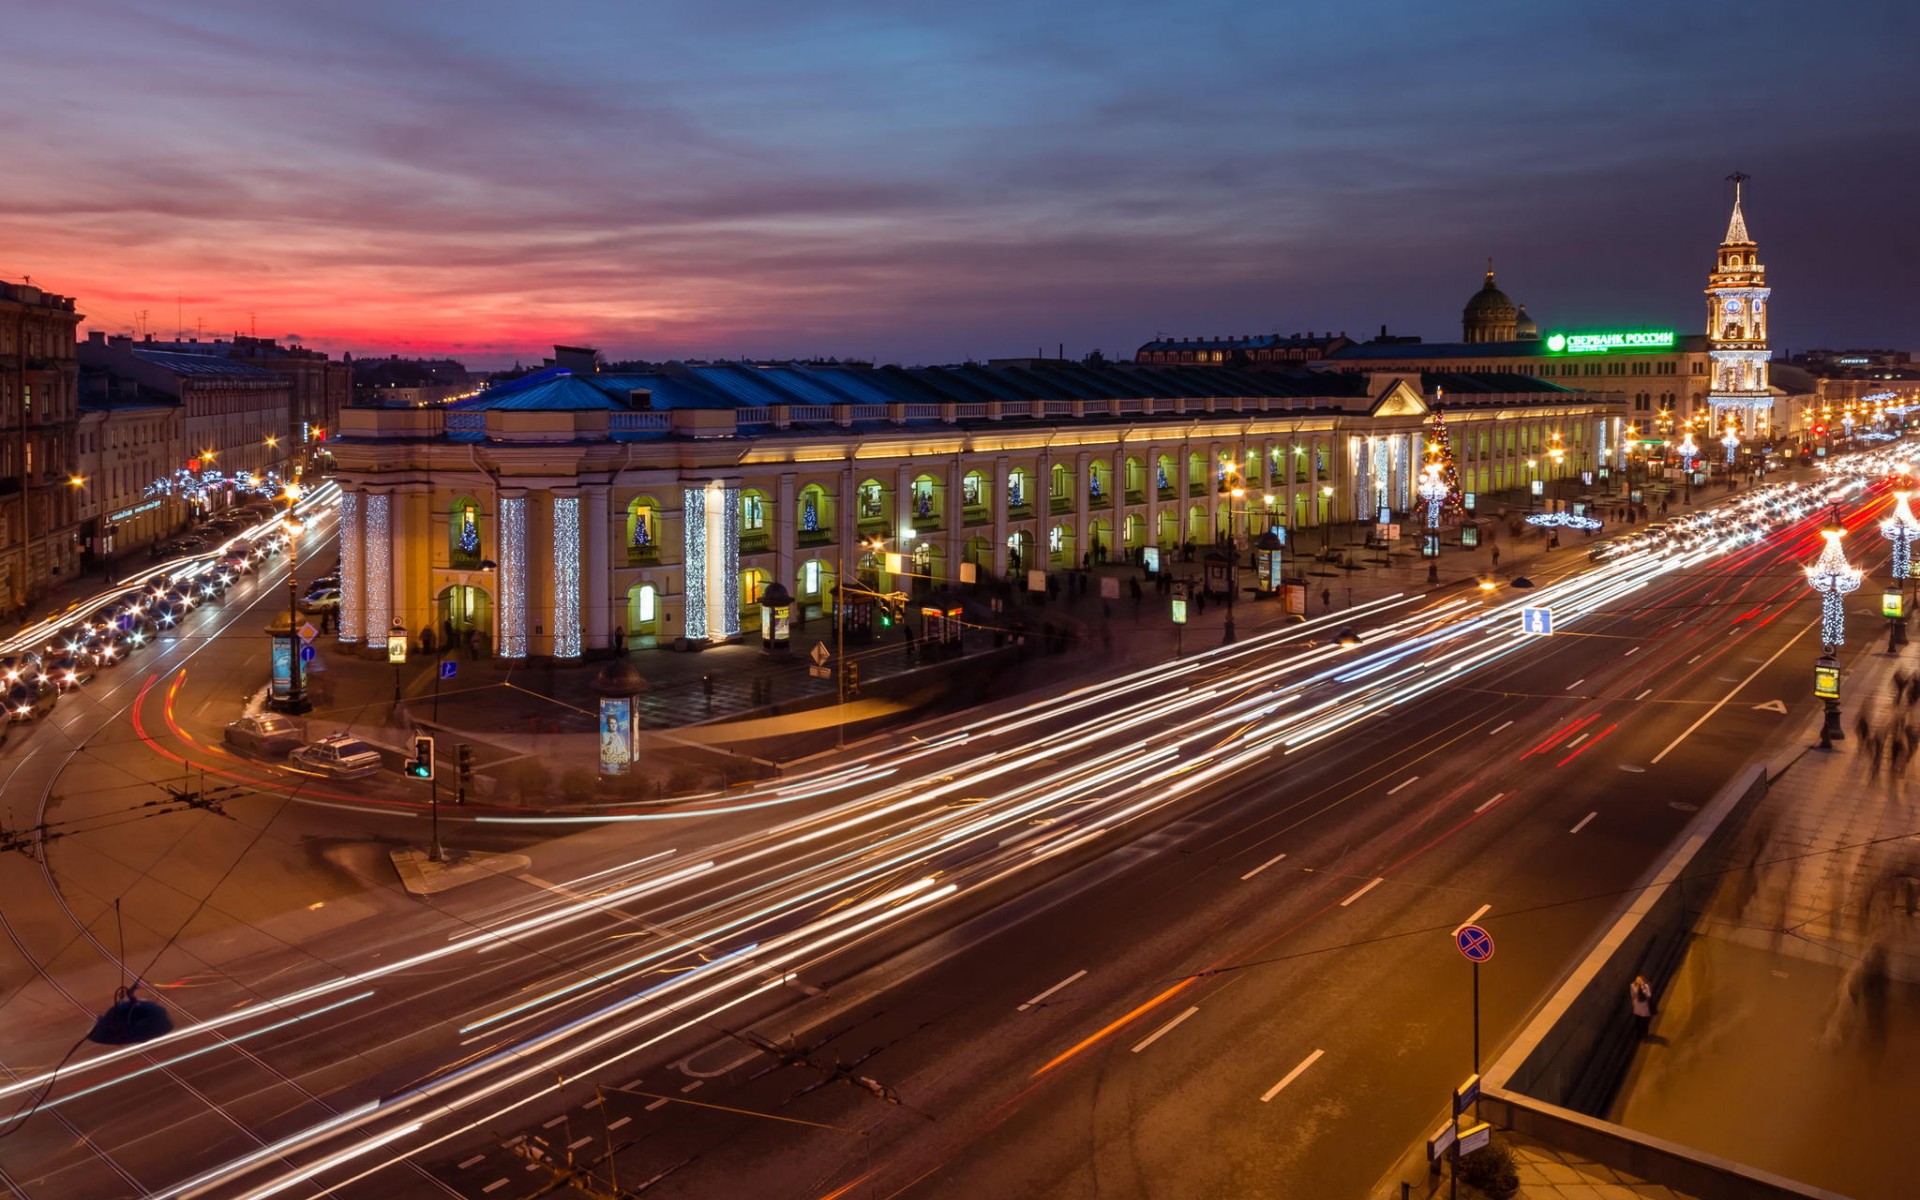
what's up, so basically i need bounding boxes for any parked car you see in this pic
[305,573,341,594]
[302,588,342,613]
[290,734,384,779]
[6,679,58,722]
[44,651,96,691]
[224,713,305,757]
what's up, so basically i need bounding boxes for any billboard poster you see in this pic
[599,696,634,775]
[271,639,293,700]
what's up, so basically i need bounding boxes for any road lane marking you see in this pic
[1566,733,1589,748]
[1565,678,1585,690]
[1688,654,1701,664]
[1340,877,1384,907]
[1453,904,1492,935]
[1131,1006,1199,1053]
[1260,1049,1325,1102]
[1624,646,1641,656]
[1241,853,1288,881]
[1652,623,1814,764]
[1387,776,1418,795]
[583,1098,602,1109]
[483,1181,508,1194]
[680,1080,704,1093]
[1474,793,1504,814]
[459,1155,485,1169]
[1488,720,1513,735]
[542,1116,567,1129]
[1634,689,1653,700]
[1570,812,1597,834]
[646,1098,670,1111]
[1557,723,1618,767]
[1019,970,1088,1011]
[569,1137,593,1151]
[608,1116,632,1131]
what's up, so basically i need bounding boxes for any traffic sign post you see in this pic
[1520,606,1553,636]
[1455,923,1494,1140]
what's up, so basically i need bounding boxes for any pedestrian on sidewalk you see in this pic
[702,673,714,711]
[1629,975,1655,1039]
[1491,546,1501,569]
[1321,587,1332,612]
[613,624,626,655]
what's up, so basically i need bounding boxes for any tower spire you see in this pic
[1723,171,1752,245]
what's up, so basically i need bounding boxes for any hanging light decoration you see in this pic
[1805,520,1863,648]
[1881,491,1920,582]
[1417,460,1448,528]
[1722,423,1740,465]
[1677,429,1699,471]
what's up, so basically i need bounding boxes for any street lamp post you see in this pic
[1418,461,1448,586]
[1880,490,1918,651]
[1805,513,1862,749]
[269,483,310,715]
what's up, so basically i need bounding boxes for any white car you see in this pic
[290,734,384,779]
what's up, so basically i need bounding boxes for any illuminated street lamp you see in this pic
[1417,460,1448,530]
[1722,423,1740,466]
[1677,430,1699,472]
[1880,491,1920,582]
[1805,513,1861,748]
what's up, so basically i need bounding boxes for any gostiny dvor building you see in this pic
[330,361,1623,660]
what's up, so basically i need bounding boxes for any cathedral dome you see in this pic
[1462,268,1518,343]
[1513,304,1539,341]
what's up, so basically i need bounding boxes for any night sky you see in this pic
[4,1,1914,368]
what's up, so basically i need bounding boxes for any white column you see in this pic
[338,488,363,644]
[497,490,529,658]
[992,456,1009,576]
[363,490,391,652]
[391,485,418,639]
[776,472,796,592]
[584,484,609,650]
[552,489,582,660]
[1074,450,1092,564]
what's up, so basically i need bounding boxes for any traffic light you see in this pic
[456,742,473,784]
[407,735,435,779]
[844,661,860,698]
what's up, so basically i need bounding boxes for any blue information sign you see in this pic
[299,644,316,663]
[1456,924,1495,963]
[1520,606,1553,636]
[440,660,457,680]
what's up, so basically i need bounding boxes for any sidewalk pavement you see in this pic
[1502,1133,1698,1200]
[1604,623,1920,1200]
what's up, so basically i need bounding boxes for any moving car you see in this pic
[290,733,384,779]
[224,713,305,757]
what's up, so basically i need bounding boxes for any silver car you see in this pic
[224,713,305,757]
[290,733,384,779]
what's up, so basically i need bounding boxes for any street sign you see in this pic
[1884,590,1905,619]
[810,641,831,666]
[299,644,315,663]
[1456,924,1495,962]
[387,635,407,664]
[299,622,318,642]
[1453,1074,1481,1116]
[1458,1121,1493,1156]
[1171,598,1188,625]
[439,660,457,680]
[809,665,832,679]
[1521,607,1553,636]
[1380,523,1401,541]
[1814,661,1839,700]
[1426,1122,1458,1163]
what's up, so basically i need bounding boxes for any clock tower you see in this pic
[1706,173,1772,433]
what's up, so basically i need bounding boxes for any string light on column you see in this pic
[497,495,528,658]
[339,489,363,643]
[683,485,709,641]
[551,495,581,658]
[1722,423,1740,465]
[1805,521,1862,648]
[364,492,391,641]
[1881,491,1920,582]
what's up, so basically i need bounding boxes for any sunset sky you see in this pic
[3,1,1914,368]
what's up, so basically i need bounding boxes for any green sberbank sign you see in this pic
[1544,330,1676,354]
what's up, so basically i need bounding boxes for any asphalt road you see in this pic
[0,470,1898,1199]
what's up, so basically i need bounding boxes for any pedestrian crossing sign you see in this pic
[1521,607,1552,636]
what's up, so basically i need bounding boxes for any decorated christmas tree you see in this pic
[1426,411,1465,516]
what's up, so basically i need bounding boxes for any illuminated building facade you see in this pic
[1704,175,1773,435]
[331,361,1622,660]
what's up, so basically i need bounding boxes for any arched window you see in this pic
[740,568,770,612]
[911,474,942,526]
[961,470,988,511]
[798,484,831,544]
[626,583,659,633]
[739,489,770,551]
[856,478,887,521]
[1007,468,1030,511]
[626,496,660,565]
[450,496,483,569]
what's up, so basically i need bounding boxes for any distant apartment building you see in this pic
[1134,332,1352,366]
[79,333,290,515]
[0,280,84,611]
[127,335,350,472]
[75,371,185,567]
[352,354,475,408]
